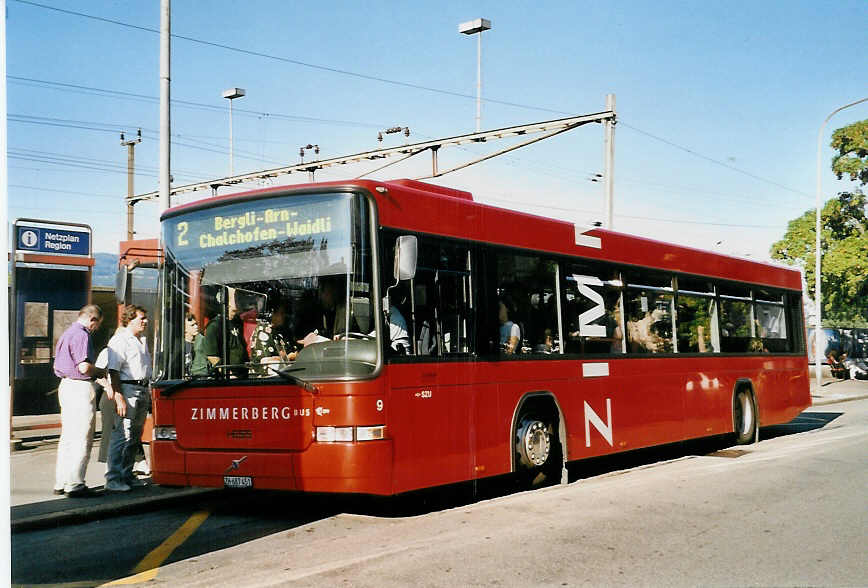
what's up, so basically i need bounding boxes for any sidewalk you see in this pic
[808,365,868,406]
[10,411,217,532]
[9,373,868,532]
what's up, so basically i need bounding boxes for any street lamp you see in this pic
[459,18,491,132]
[222,87,246,176]
[813,96,868,391]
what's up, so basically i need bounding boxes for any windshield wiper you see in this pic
[270,365,319,393]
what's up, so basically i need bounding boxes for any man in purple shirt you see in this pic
[53,304,107,497]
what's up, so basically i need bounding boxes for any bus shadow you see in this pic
[758,411,843,440]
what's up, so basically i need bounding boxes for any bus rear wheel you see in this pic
[514,412,562,488]
[733,388,757,445]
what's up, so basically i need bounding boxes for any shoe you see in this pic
[126,477,149,488]
[105,480,131,492]
[52,488,65,496]
[65,486,97,498]
[133,460,151,476]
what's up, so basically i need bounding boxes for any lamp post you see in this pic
[120,129,142,240]
[222,87,246,176]
[459,18,491,132]
[814,96,868,391]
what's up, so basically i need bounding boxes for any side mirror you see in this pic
[393,236,417,281]
[115,266,129,304]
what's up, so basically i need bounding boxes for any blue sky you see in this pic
[6,0,868,259]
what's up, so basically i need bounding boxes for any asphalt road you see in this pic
[12,399,868,587]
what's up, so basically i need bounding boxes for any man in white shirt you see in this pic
[104,305,152,492]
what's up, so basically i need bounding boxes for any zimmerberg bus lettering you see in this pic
[190,406,310,421]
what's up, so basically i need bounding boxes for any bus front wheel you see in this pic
[733,388,757,445]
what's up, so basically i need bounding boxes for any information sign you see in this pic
[16,224,91,256]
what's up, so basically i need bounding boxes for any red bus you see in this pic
[151,179,810,494]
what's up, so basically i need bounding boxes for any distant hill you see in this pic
[93,253,119,287]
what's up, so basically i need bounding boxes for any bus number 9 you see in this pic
[376,399,384,412]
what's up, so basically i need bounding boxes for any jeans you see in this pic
[105,385,151,484]
[54,379,96,492]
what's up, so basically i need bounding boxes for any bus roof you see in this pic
[162,178,802,291]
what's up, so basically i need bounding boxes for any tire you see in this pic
[733,388,757,445]
[514,411,563,488]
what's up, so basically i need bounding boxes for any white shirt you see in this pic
[387,305,410,351]
[107,327,152,381]
[500,321,520,345]
[367,301,410,351]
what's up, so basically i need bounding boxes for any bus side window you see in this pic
[624,270,673,354]
[496,253,560,356]
[562,262,624,355]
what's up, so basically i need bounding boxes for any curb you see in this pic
[11,487,219,533]
[811,393,868,407]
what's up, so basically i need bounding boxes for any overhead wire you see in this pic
[11,0,813,218]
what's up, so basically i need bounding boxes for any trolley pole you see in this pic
[121,129,142,240]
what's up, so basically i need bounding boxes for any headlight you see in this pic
[356,425,385,441]
[316,426,353,442]
[315,426,386,442]
[153,426,177,441]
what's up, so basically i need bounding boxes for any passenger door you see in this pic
[387,235,477,492]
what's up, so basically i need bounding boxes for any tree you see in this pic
[771,192,868,326]
[831,119,868,185]
[771,119,868,327]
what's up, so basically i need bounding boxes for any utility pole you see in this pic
[603,93,616,229]
[120,129,142,240]
[159,0,171,213]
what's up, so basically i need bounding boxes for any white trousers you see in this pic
[54,378,96,492]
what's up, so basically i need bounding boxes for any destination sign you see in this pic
[16,224,91,256]
[168,196,348,254]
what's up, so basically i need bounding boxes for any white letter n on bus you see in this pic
[584,399,613,447]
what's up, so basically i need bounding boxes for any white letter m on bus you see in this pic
[573,274,606,337]
[584,399,613,447]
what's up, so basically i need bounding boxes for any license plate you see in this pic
[223,476,253,489]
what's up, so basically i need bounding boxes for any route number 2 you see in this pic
[176,222,189,246]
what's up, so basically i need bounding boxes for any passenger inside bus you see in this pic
[379,281,411,354]
[298,275,358,346]
[202,286,249,377]
[249,299,297,377]
[498,298,521,354]
[185,312,208,376]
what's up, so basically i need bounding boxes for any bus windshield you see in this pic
[155,191,378,382]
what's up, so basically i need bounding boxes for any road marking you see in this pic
[103,509,210,585]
